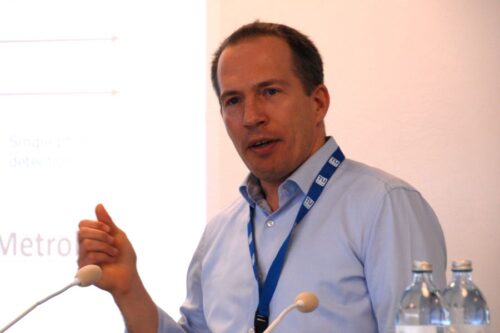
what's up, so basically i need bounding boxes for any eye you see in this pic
[224,96,241,107]
[263,88,279,96]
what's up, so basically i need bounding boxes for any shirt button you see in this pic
[266,220,275,227]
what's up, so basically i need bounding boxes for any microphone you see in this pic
[75,264,103,286]
[263,291,319,333]
[0,265,102,333]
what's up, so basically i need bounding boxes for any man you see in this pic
[78,22,446,333]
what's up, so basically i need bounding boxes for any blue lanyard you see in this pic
[248,147,345,333]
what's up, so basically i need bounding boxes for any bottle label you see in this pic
[448,325,490,333]
[395,325,439,333]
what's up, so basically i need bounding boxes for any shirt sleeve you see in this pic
[147,227,212,333]
[157,226,212,333]
[363,187,447,333]
[156,306,188,333]
[176,228,212,333]
[121,306,186,333]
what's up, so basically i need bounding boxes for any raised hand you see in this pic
[77,204,138,296]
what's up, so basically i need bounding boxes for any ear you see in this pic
[311,84,330,123]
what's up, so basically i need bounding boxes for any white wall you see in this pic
[207,0,500,331]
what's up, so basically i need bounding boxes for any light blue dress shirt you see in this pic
[155,137,447,333]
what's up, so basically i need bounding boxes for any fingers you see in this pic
[78,219,118,267]
[78,240,118,266]
[78,220,115,244]
[95,203,119,234]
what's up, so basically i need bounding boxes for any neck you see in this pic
[260,180,281,212]
[259,136,329,212]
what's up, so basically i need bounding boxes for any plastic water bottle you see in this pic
[395,260,449,333]
[443,260,490,333]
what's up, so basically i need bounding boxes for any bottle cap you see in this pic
[452,259,472,272]
[412,260,433,272]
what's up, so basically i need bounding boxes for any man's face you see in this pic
[217,36,329,187]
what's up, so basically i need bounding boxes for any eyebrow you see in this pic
[219,79,290,101]
[256,79,290,89]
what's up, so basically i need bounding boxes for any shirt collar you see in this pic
[239,136,340,207]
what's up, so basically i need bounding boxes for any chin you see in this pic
[254,170,288,183]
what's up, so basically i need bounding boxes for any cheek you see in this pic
[287,105,315,130]
[288,109,319,145]
[223,116,243,145]
[222,113,235,131]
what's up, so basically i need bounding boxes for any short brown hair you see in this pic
[211,21,324,98]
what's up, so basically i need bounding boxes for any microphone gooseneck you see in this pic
[0,265,102,333]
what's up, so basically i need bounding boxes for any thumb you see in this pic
[95,203,119,233]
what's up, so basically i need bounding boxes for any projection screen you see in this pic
[0,1,206,332]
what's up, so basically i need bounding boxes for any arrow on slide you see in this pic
[0,90,119,96]
[0,36,118,43]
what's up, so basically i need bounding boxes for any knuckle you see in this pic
[78,220,90,228]
[81,238,94,248]
[87,252,99,261]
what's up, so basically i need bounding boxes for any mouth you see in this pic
[246,138,280,155]
[248,139,276,149]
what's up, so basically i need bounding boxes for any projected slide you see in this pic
[0,1,206,332]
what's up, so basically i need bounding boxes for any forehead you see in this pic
[217,36,296,91]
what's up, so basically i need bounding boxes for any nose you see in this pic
[243,96,267,128]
